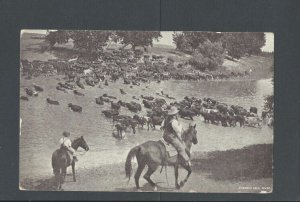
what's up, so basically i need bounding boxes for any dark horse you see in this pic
[51,136,89,190]
[125,124,198,191]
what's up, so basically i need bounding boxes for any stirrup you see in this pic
[185,160,192,167]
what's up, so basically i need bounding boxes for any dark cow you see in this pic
[68,103,82,112]
[76,79,85,89]
[101,96,110,103]
[235,115,245,127]
[141,95,154,101]
[148,116,164,130]
[117,100,127,107]
[46,98,59,105]
[73,90,84,96]
[111,102,121,110]
[120,89,126,95]
[95,97,104,105]
[143,99,153,109]
[102,109,119,118]
[33,84,44,92]
[250,107,258,114]
[201,112,218,124]
[133,114,148,128]
[56,86,68,93]
[25,88,38,96]
[20,96,29,101]
[103,94,117,99]
[179,108,196,120]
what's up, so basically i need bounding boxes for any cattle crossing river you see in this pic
[20,76,273,180]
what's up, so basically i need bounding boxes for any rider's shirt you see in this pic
[162,117,183,138]
[59,137,72,148]
[170,119,183,137]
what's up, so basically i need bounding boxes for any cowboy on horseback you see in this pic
[161,106,191,167]
[59,131,78,162]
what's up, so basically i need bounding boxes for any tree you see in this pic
[45,30,70,48]
[115,31,161,50]
[172,32,192,53]
[71,30,112,54]
[221,32,266,59]
[173,32,265,59]
[173,32,223,53]
[188,40,225,71]
[264,94,274,112]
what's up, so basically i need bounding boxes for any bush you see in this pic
[188,40,225,71]
[264,94,274,112]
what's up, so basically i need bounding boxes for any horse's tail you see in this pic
[52,151,61,188]
[125,146,141,181]
[52,152,60,175]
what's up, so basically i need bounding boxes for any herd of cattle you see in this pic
[20,50,273,139]
[20,48,252,86]
[21,71,274,139]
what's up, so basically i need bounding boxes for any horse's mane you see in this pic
[72,137,81,142]
[71,137,82,147]
[181,126,193,142]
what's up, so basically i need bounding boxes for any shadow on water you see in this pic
[191,144,273,182]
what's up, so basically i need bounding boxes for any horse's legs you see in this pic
[179,162,192,188]
[59,168,63,190]
[174,163,180,189]
[143,165,158,188]
[134,163,146,190]
[61,167,67,183]
[72,162,76,182]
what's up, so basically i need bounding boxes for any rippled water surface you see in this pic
[20,76,273,179]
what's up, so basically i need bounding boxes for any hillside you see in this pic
[20,33,273,79]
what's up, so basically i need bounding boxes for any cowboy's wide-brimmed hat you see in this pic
[168,106,179,115]
[62,131,70,137]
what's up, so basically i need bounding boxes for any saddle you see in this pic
[159,138,178,157]
[60,146,73,164]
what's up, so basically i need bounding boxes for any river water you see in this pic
[20,76,273,180]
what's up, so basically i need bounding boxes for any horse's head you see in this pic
[182,124,198,145]
[72,136,89,151]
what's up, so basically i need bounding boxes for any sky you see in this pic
[21,30,274,52]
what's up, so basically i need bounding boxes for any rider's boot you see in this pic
[73,156,78,162]
[184,159,192,167]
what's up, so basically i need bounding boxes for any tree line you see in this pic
[45,31,265,70]
[45,30,161,53]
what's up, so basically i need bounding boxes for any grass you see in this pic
[192,144,273,181]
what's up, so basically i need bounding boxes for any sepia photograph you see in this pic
[19,30,274,193]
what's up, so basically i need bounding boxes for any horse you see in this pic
[125,124,198,191]
[51,136,89,190]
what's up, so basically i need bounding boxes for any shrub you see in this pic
[188,40,225,71]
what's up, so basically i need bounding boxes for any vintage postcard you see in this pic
[19,30,274,193]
